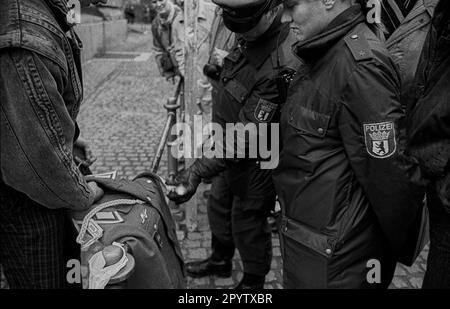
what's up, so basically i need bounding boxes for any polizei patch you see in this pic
[364,121,396,159]
[254,98,277,123]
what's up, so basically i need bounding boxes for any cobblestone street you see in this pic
[0,25,429,290]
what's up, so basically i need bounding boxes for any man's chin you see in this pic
[291,27,304,41]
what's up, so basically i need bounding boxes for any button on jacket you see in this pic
[273,5,423,288]
[0,0,95,210]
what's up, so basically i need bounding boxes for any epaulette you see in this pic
[344,32,374,62]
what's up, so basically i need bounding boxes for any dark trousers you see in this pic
[423,189,450,289]
[207,172,274,276]
[0,186,78,289]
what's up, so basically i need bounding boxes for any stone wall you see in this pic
[75,16,127,63]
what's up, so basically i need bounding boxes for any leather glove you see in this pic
[167,167,201,205]
[167,158,226,204]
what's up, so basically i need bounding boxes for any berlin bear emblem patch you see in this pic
[364,122,396,159]
[254,98,277,123]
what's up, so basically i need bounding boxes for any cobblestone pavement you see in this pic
[0,24,428,290]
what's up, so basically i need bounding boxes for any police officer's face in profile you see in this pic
[282,0,345,41]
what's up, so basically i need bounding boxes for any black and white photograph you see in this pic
[0,0,449,293]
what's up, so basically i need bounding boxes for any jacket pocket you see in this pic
[224,79,249,104]
[280,216,337,288]
[288,106,331,138]
[281,216,336,258]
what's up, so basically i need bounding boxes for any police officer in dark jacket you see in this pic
[275,0,423,288]
[406,0,450,288]
[168,0,299,289]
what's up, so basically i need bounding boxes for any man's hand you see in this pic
[167,168,201,204]
[88,181,104,203]
[74,138,97,168]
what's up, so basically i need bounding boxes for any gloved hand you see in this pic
[167,158,226,204]
[167,167,201,205]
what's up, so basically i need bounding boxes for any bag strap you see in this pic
[77,199,145,245]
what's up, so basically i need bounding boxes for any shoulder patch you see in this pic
[364,121,397,159]
[344,33,374,62]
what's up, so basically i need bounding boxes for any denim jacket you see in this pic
[0,0,95,210]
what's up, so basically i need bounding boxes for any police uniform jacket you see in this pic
[213,12,298,199]
[273,5,424,288]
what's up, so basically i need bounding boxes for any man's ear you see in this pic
[322,0,336,10]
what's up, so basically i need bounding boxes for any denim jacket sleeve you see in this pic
[0,48,95,210]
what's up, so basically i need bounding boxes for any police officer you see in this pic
[275,0,424,288]
[168,0,299,289]
[189,6,236,282]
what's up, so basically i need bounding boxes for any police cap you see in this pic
[213,0,283,33]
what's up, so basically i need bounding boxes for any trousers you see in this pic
[207,171,274,276]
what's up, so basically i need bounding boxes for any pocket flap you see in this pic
[225,79,249,104]
[288,106,331,137]
[281,217,335,258]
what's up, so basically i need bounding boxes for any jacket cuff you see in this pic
[191,158,226,179]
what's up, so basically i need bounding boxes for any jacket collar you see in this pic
[292,5,366,64]
[423,0,439,16]
[44,0,72,32]
[238,11,289,69]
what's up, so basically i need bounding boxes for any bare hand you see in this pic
[74,138,97,168]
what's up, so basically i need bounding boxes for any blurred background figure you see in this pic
[125,1,136,24]
[151,0,182,81]
[171,0,215,116]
